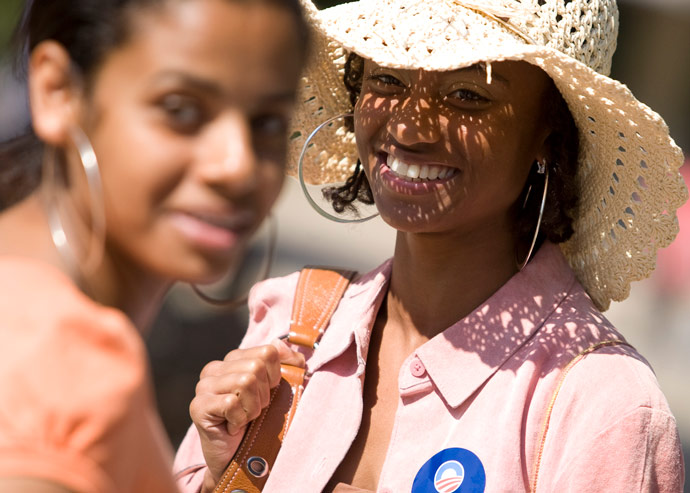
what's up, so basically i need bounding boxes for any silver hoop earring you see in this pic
[516,162,549,271]
[42,126,106,276]
[191,214,277,308]
[298,113,379,224]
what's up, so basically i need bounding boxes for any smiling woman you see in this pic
[175,0,686,492]
[337,54,580,249]
[0,0,308,491]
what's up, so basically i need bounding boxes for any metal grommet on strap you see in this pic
[213,268,356,493]
[246,456,269,478]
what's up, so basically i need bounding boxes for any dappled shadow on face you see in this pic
[354,61,549,234]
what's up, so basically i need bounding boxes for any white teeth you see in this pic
[406,164,420,179]
[386,154,455,182]
[388,154,409,176]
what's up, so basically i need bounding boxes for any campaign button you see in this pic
[412,447,486,493]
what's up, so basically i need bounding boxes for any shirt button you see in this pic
[380,488,393,493]
[410,357,426,377]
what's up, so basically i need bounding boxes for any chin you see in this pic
[377,206,448,234]
[147,251,236,286]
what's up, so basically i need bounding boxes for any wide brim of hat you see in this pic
[288,0,688,311]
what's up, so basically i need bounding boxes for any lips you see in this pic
[169,208,257,252]
[386,154,459,182]
[184,209,256,231]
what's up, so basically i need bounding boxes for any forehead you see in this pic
[104,0,304,98]
[362,58,549,87]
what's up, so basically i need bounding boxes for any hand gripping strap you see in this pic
[214,267,355,493]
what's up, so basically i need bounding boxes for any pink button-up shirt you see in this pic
[174,243,684,492]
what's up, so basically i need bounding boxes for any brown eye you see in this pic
[159,94,205,132]
[448,88,489,103]
[371,74,404,86]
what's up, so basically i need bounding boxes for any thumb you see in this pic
[270,338,306,368]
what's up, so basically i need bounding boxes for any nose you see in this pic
[197,111,258,196]
[386,94,442,148]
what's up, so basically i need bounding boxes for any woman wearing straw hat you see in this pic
[176,0,687,491]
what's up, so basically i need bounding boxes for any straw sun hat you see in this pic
[288,0,688,311]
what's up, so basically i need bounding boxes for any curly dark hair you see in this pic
[324,52,580,245]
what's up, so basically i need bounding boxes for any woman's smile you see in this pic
[385,153,459,182]
[377,152,460,195]
[355,59,553,233]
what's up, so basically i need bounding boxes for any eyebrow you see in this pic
[447,64,510,86]
[151,71,297,103]
[152,72,224,96]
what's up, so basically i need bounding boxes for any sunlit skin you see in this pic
[325,59,557,490]
[0,0,304,330]
[0,1,305,490]
[184,58,562,492]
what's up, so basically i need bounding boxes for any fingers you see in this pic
[196,364,271,411]
[190,342,306,484]
[192,342,305,432]
[271,338,306,369]
[190,392,254,436]
[192,342,306,438]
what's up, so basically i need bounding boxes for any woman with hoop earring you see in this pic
[0,0,309,490]
[177,0,686,491]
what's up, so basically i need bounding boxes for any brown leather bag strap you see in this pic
[286,267,357,348]
[214,267,355,493]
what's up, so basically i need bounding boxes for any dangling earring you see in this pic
[42,126,106,276]
[191,214,277,308]
[516,161,549,271]
[298,113,379,223]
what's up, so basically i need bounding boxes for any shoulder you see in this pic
[242,270,302,347]
[541,286,666,410]
[0,257,146,373]
[536,289,678,452]
[0,257,148,410]
[0,258,157,490]
[524,276,679,430]
[243,261,392,347]
[536,344,683,491]
[532,296,683,490]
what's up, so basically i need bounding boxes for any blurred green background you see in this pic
[0,0,21,57]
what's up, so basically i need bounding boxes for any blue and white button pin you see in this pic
[412,448,486,493]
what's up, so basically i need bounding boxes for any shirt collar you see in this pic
[305,259,392,373]
[305,243,578,409]
[414,242,578,408]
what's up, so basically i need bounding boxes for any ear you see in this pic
[28,40,82,146]
[532,127,555,169]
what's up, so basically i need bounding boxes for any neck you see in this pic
[81,254,171,332]
[0,193,171,333]
[387,225,519,341]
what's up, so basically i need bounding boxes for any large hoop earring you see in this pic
[298,113,379,224]
[42,126,106,276]
[191,214,277,308]
[516,161,549,271]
